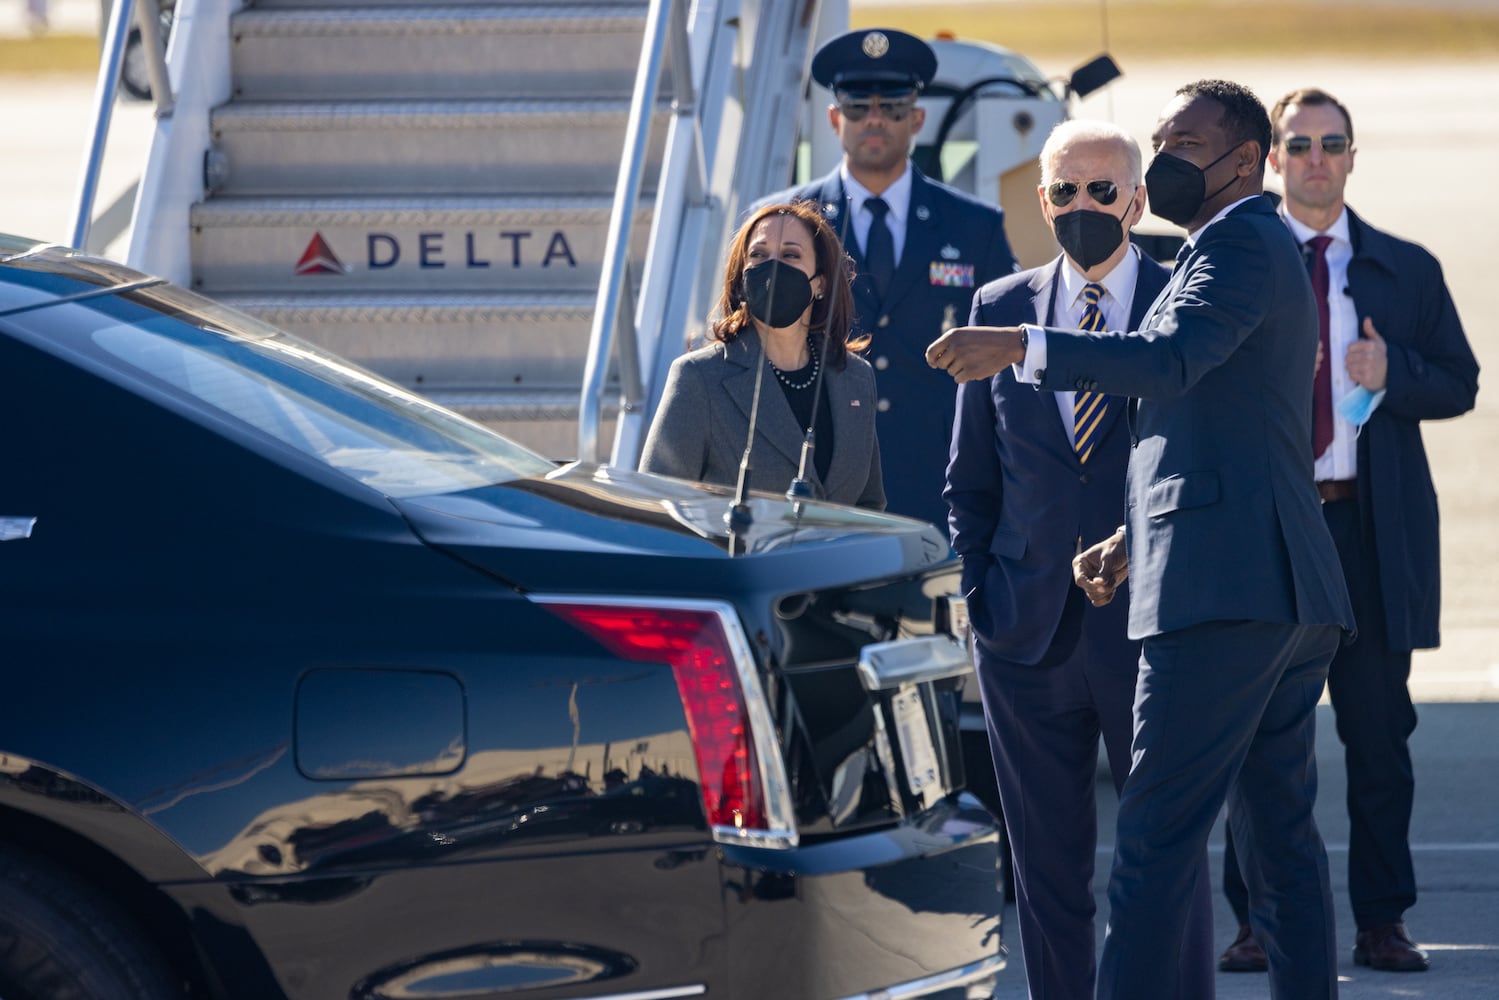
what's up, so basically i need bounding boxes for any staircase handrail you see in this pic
[584,0,830,467]
[577,0,682,463]
[70,0,173,251]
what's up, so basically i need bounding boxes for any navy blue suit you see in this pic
[948,253,1213,998]
[759,166,1016,527]
[1225,205,1479,933]
[1035,196,1356,1000]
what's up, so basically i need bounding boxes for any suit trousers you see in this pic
[977,586,1214,999]
[1223,496,1419,931]
[1097,619,1341,1000]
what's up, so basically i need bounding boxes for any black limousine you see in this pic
[0,235,1002,1000]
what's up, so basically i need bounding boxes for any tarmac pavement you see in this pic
[938,702,1499,999]
[3,14,1498,998]
[960,53,1499,1000]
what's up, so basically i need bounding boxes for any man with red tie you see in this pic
[1218,87,1480,976]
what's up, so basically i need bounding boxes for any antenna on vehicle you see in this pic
[725,329,767,537]
[785,201,854,506]
[725,208,783,538]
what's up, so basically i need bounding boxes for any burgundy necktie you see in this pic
[1306,235,1334,459]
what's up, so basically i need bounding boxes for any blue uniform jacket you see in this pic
[759,166,1016,527]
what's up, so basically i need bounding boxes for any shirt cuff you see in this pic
[1014,324,1046,384]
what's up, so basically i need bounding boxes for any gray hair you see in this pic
[1039,120,1142,187]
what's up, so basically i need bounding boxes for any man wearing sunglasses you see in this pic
[927,79,1358,1000]
[1217,87,1479,977]
[755,28,1017,529]
[946,119,1214,1000]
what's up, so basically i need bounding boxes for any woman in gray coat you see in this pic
[640,201,885,509]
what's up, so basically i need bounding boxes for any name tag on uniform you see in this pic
[929,261,974,287]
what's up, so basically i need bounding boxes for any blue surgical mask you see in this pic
[1336,385,1385,427]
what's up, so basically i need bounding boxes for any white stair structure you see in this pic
[116,0,829,462]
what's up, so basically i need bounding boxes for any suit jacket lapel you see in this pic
[809,174,875,323]
[820,352,887,501]
[1089,252,1168,450]
[1127,252,1171,329]
[1028,260,1080,457]
[881,171,940,310]
[815,172,860,265]
[720,330,807,471]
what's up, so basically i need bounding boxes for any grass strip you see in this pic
[852,1,1499,65]
[7,2,1497,78]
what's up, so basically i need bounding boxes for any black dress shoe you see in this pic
[1218,923,1268,973]
[1353,922,1430,972]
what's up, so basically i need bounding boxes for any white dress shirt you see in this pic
[1282,206,1381,480]
[1014,246,1143,441]
[1040,249,1141,445]
[841,164,913,267]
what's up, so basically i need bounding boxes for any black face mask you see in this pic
[1052,203,1131,271]
[1144,145,1240,227]
[743,258,814,329]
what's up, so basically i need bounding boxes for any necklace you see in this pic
[769,335,820,390]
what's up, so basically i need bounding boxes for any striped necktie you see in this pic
[1073,282,1111,464]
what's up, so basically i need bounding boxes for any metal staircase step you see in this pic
[211,99,668,197]
[190,195,652,294]
[215,290,601,388]
[216,290,619,459]
[231,5,657,102]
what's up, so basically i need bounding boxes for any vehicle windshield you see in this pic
[47,282,557,497]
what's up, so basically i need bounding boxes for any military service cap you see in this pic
[810,28,938,97]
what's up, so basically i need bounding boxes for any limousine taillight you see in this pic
[540,597,798,849]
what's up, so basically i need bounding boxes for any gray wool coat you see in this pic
[639,328,885,510]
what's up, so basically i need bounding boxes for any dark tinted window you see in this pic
[6,283,556,498]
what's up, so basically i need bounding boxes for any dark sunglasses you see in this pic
[837,95,918,123]
[1283,134,1350,156]
[1046,179,1122,208]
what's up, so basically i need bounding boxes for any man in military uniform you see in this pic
[757,28,1017,527]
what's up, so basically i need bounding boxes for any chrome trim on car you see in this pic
[530,595,798,849]
[868,689,908,818]
[0,517,36,542]
[833,953,1005,1000]
[940,593,971,647]
[709,824,798,850]
[857,635,973,692]
[580,986,706,1000]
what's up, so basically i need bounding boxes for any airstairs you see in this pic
[110,0,828,462]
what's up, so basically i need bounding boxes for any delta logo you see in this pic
[294,230,580,275]
[294,233,349,275]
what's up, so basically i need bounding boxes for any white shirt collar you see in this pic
[1056,243,1143,315]
[841,163,913,225]
[1281,204,1352,247]
[1186,194,1260,245]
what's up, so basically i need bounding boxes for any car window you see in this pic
[76,293,557,498]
